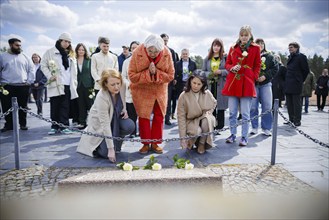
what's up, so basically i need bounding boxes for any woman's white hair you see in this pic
[144,34,164,51]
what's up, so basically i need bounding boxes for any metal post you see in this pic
[12,97,20,169]
[271,99,279,165]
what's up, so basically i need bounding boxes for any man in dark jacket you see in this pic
[284,42,310,126]
[161,33,179,125]
[175,48,197,97]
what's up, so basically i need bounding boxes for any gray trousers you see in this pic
[96,118,135,158]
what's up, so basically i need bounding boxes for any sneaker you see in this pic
[139,144,150,154]
[239,137,248,147]
[61,128,73,134]
[165,120,172,125]
[0,127,13,133]
[225,134,236,143]
[294,122,301,127]
[250,128,258,135]
[20,126,28,130]
[48,129,58,135]
[151,143,163,154]
[262,129,272,136]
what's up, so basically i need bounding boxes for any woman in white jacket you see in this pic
[41,33,78,135]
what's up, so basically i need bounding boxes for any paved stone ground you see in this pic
[0,102,328,219]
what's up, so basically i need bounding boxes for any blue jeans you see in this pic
[301,96,309,113]
[228,96,252,140]
[250,83,273,130]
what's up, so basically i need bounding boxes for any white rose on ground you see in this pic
[122,163,133,171]
[242,51,248,57]
[152,163,162,171]
[185,163,194,170]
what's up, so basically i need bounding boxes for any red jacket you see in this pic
[222,43,261,97]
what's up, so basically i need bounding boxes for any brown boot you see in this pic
[139,144,149,154]
[197,143,205,154]
[151,143,163,154]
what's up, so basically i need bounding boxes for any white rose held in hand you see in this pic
[122,163,133,171]
[185,163,194,170]
[152,163,162,171]
[261,57,266,62]
[242,51,248,57]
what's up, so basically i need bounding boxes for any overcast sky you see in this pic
[1,0,328,59]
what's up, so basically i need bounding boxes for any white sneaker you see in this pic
[250,128,258,135]
[262,129,272,136]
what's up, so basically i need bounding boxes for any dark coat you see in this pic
[77,58,94,88]
[257,52,278,86]
[272,64,286,101]
[174,58,197,94]
[301,72,316,97]
[315,75,329,96]
[284,52,310,94]
[31,66,47,90]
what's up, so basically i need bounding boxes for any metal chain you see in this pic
[15,106,329,148]
[277,110,329,148]
[0,107,14,119]
[19,106,273,143]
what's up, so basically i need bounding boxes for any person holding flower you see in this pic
[174,48,197,101]
[0,38,35,132]
[202,38,228,131]
[177,74,217,154]
[250,38,278,136]
[222,25,261,146]
[128,34,175,154]
[41,32,78,135]
[75,43,94,129]
[77,69,134,163]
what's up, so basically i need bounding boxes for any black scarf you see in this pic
[55,40,69,70]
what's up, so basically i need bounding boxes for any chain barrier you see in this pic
[277,110,329,148]
[0,107,14,119]
[18,106,328,148]
[19,106,271,143]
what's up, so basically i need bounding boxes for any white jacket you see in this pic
[40,47,78,99]
[121,56,133,103]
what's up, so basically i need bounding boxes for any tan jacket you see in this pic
[76,86,126,157]
[177,90,217,148]
[128,44,174,119]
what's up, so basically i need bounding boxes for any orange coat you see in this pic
[128,44,175,119]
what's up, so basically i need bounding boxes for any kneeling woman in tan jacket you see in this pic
[177,74,217,154]
[77,69,135,163]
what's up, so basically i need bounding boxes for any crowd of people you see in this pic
[1,25,328,163]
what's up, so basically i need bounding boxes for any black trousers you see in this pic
[50,85,71,130]
[316,94,328,110]
[216,110,225,129]
[77,85,93,125]
[0,84,30,129]
[165,84,173,122]
[285,94,302,123]
[126,102,138,135]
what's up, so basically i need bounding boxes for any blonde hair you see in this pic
[100,69,122,90]
[239,25,252,36]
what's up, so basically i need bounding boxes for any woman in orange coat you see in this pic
[222,25,261,146]
[128,34,175,154]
